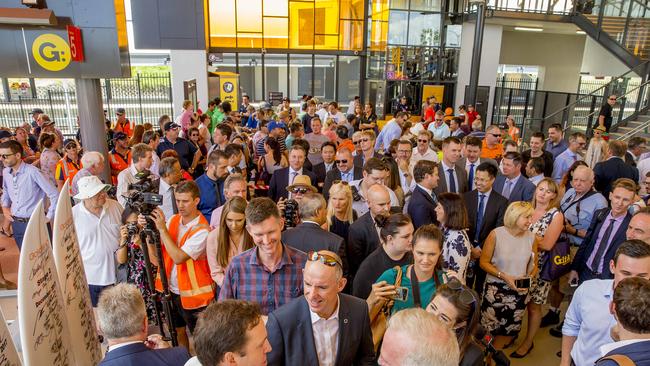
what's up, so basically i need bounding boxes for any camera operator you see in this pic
[139,180,213,350]
[157,157,183,220]
[117,143,154,207]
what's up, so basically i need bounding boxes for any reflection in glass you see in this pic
[410,0,441,11]
[408,12,440,46]
[314,55,336,100]
[388,10,408,45]
[238,53,263,101]
[265,54,289,100]
[339,20,364,50]
[445,25,462,48]
[289,54,313,99]
[338,56,361,102]
[289,1,315,49]
[209,0,236,47]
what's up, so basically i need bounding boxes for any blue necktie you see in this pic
[475,194,485,245]
[448,168,456,193]
[468,163,475,191]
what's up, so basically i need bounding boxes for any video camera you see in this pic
[123,170,163,215]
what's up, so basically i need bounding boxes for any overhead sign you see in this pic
[31,33,71,71]
[66,25,84,62]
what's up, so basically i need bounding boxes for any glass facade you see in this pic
[207,0,461,113]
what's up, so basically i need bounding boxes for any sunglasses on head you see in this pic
[446,277,477,305]
[290,187,309,194]
[307,251,342,267]
[335,159,348,164]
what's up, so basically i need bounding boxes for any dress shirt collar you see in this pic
[290,167,303,176]
[160,178,172,192]
[108,341,143,352]
[529,174,544,185]
[310,295,341,323]
[465,158,480,168]
[325,162,334,171]
[10,161,26,175]
[477,189,492,201]
[441,160,455,172]
[599,339,650,358]
[302,220,321,227]
[506,174,521,186]
[417,184,433,197]
[179,215,201,229]
[250,244,295,269]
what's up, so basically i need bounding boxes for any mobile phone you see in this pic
[515,277,531,289]
[393,286,409,301]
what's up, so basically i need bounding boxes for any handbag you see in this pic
[539,233,572,281]
[369,266,403,352]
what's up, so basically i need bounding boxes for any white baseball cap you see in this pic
[74,176,111,200]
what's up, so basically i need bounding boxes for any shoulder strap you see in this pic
[596,354,637,366]
[410,265,422,308]
[561,190,598,214]
[385,266,403,314]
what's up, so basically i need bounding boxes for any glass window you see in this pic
[238,53,264,101]
[410,0,441,12]
[390,0,409,9]
[315,0,339,35]
[421,47,438,80]
[387,10,408,45]
[236,0,262,33]
[209,0,237,47]
[340,0,364,19]
[367,51,385,79]
[440,48,460,80]
[237,33,263,48]
[314,55,336,100]
[289,54,314,99]
[264,0,288,16]
[445,24,462,48]
[407,12,439,46]
[369,19,388,50]
[263,17,289,48]
[264,54,289,100]
[290,1,315,49]
[339,20,363,50]
[338,56,360,102]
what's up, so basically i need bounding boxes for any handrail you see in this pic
[618,117,650,140]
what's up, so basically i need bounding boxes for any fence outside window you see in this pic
[0,73,174,136]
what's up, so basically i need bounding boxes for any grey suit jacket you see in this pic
[434,161,468,196]
[458,157,498,190]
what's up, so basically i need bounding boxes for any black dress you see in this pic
[329,211,358,243]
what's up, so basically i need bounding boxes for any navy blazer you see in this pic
[464,189,508,247]
[268,167,317,201]
[493,174,536,203]
[596,340,650,366]
[347,212,381,278]
[323,166,364,200]
[312,162,328,191]
[99,342,190,366]
[266,294,375,366]
[407,185,438,229]
[282,222,347,274]
[594,157,639,198]
[572,208,632,279]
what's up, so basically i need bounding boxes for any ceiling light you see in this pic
[576,30,586,34]
[514,27,543,32]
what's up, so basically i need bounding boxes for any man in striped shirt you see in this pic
[219,197,307,314]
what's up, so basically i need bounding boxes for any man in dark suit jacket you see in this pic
[266,251,375,366]
[408,159,440,229]
[312,141,337,191]
[98,284,191,366]
[434,136,468,196]
[594,140,639,198]
[493,151,535,203]
[623,136,646,168]
[269,144,317,201]
[281,192,347,272]
[347,185,390,278]
[596,277,650,366]
[323,149,363,200]
[464,163,508,291]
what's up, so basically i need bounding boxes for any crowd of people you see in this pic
[1,94,650,366]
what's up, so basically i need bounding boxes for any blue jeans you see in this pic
[11,220,28,251]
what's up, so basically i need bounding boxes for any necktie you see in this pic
[502,180,513,199]
[170,188,179,215]
[468,163,475,191]
[590,218,616,273]
[448,168,456,193]
[431,191,438,205]
[475,194,485,245]
[290,171,298,185]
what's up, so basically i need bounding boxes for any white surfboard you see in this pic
[52,180,102,365]
[17,200,75,366]
[0,307,21,366]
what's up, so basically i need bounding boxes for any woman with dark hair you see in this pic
[116,206,160,325]
[559,160,588,197]
[38,132,61,185]
[359,102,378,133]
[258,136,288,185]
[206,197,254,289]
[427,278,483,366]
[187,126,207,178]
[368,224,446,315]
[435,193,472,280]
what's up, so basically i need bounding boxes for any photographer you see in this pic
[117,206,160,328]
[139,180,213,350]
[116,143,154,207]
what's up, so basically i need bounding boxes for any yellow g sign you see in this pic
[32,34,71,72]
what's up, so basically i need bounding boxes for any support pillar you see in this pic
[466,1,486,107]
[75,78,111,183]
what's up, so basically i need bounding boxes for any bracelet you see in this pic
[497,271,502,279]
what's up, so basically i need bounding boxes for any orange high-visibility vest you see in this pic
[155,214,214,309]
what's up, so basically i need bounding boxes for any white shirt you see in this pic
[150,153,160,177]
[116,165,153,207]
[529,174,544,186]
[317,108,329,124]
[411,147,438,165]
[464,158,482,191]
[599,339,649,358]
[398,163,416,194]
[324,162,334,173]
[310,297,340,366]
[158,179,175,220]
[638,157,650,194]
[72,199,123,286]
[167,215,209,294]
[441,160,460,193]
[108,341,142,352]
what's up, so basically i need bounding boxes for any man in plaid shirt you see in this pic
[219,197,307,314]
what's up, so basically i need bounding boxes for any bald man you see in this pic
[347,184,392,279]
[266,251,375,365]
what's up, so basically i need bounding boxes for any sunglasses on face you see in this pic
[307,251,343,267]
[609,98,617,101]
[353,140,362,145]
[332,180,349,185]
[0,153,16,159]
[335,159,348,164]
[418,139,429,143]
[290,187,309,194]
[490,133,502,138]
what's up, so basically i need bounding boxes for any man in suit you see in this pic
[493,151,536,203]
[269,144,317,201]
[408,159,440,229]
[464,162,508,291]
[97,283,191,366]
[434,136,468,196]
[459,136,498,191]
[194,300,272,366]
[266,251,375,366]
[323,148,363,200]
[595,140,640,198]
[282,192,346,270]
[570,178,636,283]
[624,136,646,167]
[312,141,337,191]
[596,277,650,366]
[348,184,391,278]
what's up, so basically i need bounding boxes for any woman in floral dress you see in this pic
[435,192,471,280]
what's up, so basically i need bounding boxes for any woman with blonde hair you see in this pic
[322,118,338,142]
[327,181,356,239]
[511,178,564,359]
[480,201,538,350]
[14,126,38,163]
[206,196,254,290]
[584,125,608,167]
